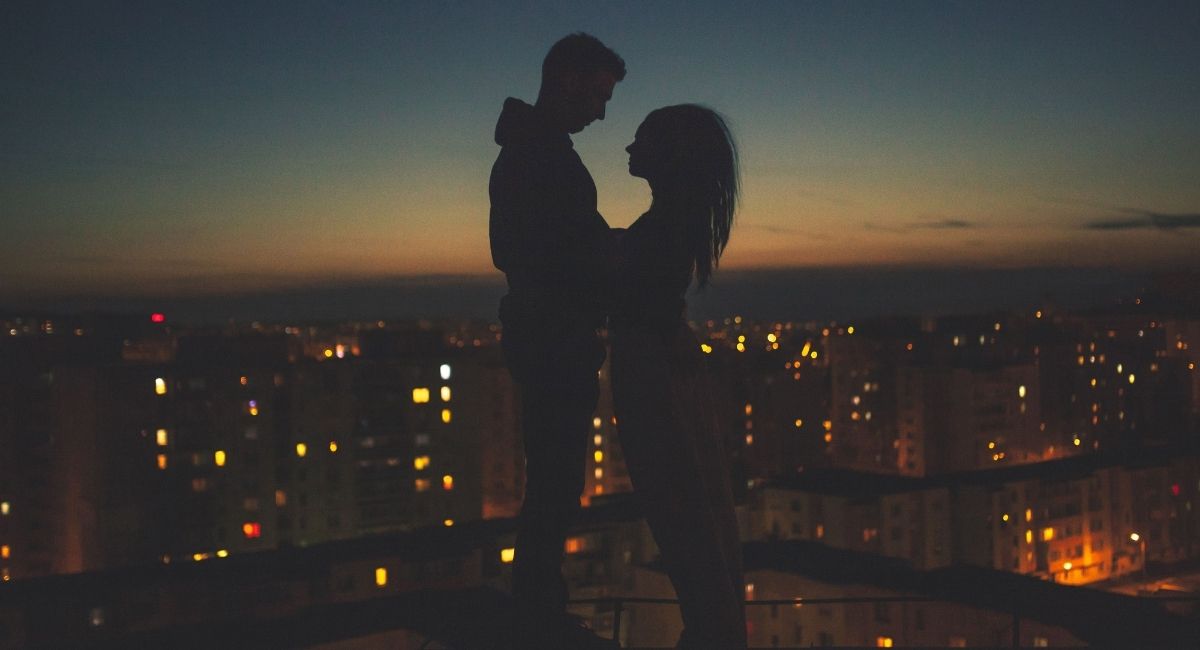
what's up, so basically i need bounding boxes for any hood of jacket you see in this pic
[494,97,570,149]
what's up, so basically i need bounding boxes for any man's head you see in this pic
[537,33,626,134]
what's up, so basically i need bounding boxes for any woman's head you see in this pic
[626,105,739,287]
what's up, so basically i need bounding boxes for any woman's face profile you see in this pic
[626,117,675,182]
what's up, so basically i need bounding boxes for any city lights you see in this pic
[329,441,338,453]
[155,378,167,395]
[440,386,451,402]
[156,428,169,446]
[214,450,226,467]
[295,443,307,457]
[500,548,515,563]
[442,475,454,491]
[375,567,388,587]
[440,364,452,380]
[441,409,452,423]
[412,387,430,403]
[413,456,430,470]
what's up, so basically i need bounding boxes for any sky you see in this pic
[2,1,1198,302]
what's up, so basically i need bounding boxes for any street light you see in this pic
[1130,532,1146,581]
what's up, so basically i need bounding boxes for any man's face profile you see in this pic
[565,71,617,133]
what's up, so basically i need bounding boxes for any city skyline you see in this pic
[3,1,1199,301]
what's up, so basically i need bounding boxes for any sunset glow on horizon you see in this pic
[3,1,1198,299]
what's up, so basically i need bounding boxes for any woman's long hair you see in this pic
[645,104,739,288]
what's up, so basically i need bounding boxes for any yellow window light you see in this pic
[156,428,169,446]
[214,450,226,467]
[1042,527,1055,541]
[442,474,454,491]
[156,454,168,470]
[440,386,451,402]
[155,378,167,395]
[500,547,515,563]
[375,567,388,587]
[329,441,338,453]
[412,387,430,404]
[441,409,452,424]
[443,518,455,527]
[295,443,307,458]
[593,450,604,463]
[414,456,430,470]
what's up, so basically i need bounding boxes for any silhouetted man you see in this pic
[489,33,624,647]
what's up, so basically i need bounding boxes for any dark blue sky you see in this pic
[3,1,1198,300]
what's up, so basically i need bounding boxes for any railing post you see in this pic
[612,597,624,645]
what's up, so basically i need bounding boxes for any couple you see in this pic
[490,34,745,649]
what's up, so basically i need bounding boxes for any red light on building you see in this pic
[150,313,166,323]
[1171,484,1181,497]
[242,522,262,539]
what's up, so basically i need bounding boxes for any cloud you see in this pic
[864,219,976,234]
[1084,211,1200,232]
[740,223,831,239]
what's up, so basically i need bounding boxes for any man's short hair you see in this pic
[541,33,626,91]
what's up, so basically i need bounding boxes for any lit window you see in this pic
[295,443,308,458]
[1025,509,1033,522]
[242,522,262,539]
[442,474,454,491]
[240,375,248,386]
[444,519,455,527]
[413,456,430,470]
[214,450,226,467]
[500,547,515,563]
[824,432,833,443]
[1,545,9,559]
[876,636,894,648]
[275,490,286,506]
[594,484,604,495]
[593,450,604,463]
[700,343,713,354]
[440,364,452,380]
[594,467,603,479]
[593,416,602,429]
[565,537,584,554]
[736,342,745,352]
[1002,513,1010,522]
[323,349,333,358]
[847,326,855,335]
[335,344,345,359]
[1042,527,1054,541]
[1018,385,1026,398]
[154,378,167,395]
[593,434,603,446]
[412,388,430,403]
[375,567,388,587]
[815,524,824,539]
[441,409,452,424]
[414,478,431,492]
[1128,374,1136,384]
[328,441,338,453]
[156,428,169,446]
[744,403,753,415]
[767,333,778,343]
[1026,530,1034,544]
[745,583,755,600]
[0,502,9,516]
[794,419,803,428]
[440,386,451,402]
[156,454,168,470]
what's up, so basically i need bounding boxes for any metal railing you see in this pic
[565,594,1200,650]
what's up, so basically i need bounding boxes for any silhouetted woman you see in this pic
[611,105,745,649]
